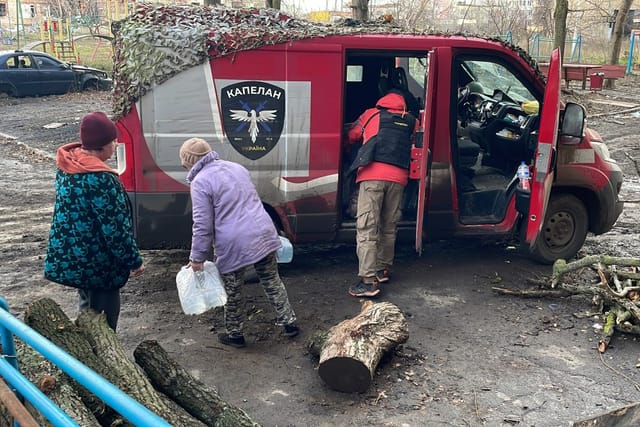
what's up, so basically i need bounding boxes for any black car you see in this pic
[0,50,112,97]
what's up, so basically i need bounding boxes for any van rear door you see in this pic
[524,48,561,247]
[413,50,436,255]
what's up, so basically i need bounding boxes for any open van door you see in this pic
[412,50,436,255]
[524,48,561,247]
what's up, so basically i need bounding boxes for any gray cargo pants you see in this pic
[356,180,404,282]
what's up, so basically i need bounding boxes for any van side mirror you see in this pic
[559,102,586,143]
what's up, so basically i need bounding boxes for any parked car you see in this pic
[0,49,112,97]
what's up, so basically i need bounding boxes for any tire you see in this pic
[82,79,99,91]
[529,194,589,264]
[0,84,18,97]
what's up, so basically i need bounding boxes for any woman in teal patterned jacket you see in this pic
[44,112,144,331]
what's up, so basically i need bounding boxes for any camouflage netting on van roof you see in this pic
[111,3,541,119]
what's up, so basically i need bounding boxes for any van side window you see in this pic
[346,65,363,82]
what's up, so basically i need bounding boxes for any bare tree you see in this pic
[553,0,569,60]
[484,0,521,36]
[352,0,369,21]
[393,0,431,29]
[608,0,633,65]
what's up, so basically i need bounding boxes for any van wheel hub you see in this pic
[542,211,574,247]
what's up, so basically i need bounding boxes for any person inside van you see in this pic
[345,91,418,297]
[179,137,299,348]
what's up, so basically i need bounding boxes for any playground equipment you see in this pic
[0,297,171,426]
[39,17,79,63]
[529,33,582,63]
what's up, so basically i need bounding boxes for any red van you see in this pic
[113,7,623,264]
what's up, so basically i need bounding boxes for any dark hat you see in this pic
[180,138,212,169]
[80,112,118,150]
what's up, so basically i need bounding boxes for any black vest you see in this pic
[371,109,416,169]
[347,109,416,176]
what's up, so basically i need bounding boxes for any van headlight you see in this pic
[591,141,616,163]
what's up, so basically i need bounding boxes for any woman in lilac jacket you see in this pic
[180,138,298,348]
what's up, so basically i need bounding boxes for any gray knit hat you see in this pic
[179,138,212,169]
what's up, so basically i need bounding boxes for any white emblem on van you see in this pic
[220,81,285,161]
[229,109,277,143]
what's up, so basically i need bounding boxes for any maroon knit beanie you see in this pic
[80,112,118,150]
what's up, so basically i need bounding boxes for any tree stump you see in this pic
[318,300,409,393]
[134,340,258,427]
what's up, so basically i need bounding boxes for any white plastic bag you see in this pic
[276,235,293,263]
[176,261,227,315]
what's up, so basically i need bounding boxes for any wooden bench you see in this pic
[536,63,627,89]
[590,64,627,80]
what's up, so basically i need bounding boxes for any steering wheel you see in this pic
[478,100,496,124]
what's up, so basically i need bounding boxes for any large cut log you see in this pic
[134,340,259,427]
[23,298,123,426]
[318,300,409,393]
[24,298,204,426]
[10,339,100,427]
[75,309,206,426]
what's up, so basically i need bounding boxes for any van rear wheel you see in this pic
[529,194,588,264]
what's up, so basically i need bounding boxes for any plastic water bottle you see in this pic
[517,161,530,191]
[276,236,293,263]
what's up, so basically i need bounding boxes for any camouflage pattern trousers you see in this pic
[220,252,296,337]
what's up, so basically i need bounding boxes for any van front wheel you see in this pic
[529,194,588,264]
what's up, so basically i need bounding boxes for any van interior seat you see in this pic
[457,137,480,168]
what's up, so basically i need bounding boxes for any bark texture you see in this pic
[23,298,204,426]
[605,0,634,89]
[318,301,409,393]
[134,340,258,427]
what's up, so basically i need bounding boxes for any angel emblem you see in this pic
[229,107,277,143]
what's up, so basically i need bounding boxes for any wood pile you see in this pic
[0,298,258,427]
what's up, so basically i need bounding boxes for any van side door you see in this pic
[524,48,561,247]
[413,50,436,254]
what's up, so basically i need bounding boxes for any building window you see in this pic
[0,3,7,17]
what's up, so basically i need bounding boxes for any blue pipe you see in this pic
[628,33,636,75]
[0,299,18,370]
[0,357,78,426]
[0,301,171,427]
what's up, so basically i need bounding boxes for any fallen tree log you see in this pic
[11,339,100,427]
[134,340,258,427]
[24,298,204,426]
[23,298,122,426]
[317,300,409,393]
[75,310,206,426]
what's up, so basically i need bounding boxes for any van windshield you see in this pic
[463,60,533,103]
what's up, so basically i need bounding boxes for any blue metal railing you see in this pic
[0,297,171,427]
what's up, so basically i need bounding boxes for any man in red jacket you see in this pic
[346,90,419,297]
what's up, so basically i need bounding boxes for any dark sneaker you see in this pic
[376,269,391,283]
[349,280,380,297]
[283,324,300,337]
[218,333,246,348]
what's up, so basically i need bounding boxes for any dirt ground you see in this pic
[1,77,640,427]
